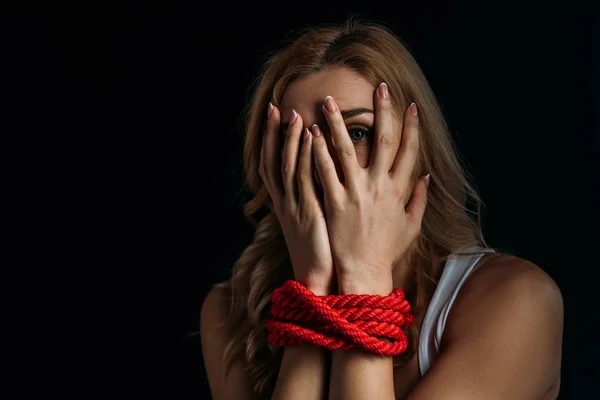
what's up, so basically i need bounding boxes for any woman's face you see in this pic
[279,66,388,187]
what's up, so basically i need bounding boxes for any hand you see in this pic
[259,103,335,295]
[311,87,430,295]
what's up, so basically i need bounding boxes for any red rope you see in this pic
[266,280,415,356]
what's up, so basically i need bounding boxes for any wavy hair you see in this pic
[214,18,489,397]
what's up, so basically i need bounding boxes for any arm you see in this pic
[328,278,396,400]
[310,90,427,400]
[272,346,329,399]
[404,257,563,400]
[201,284,331,400]
[201,286,257,400]
[271,283,331,400]
[258,102,335,399]
[327,257,563,400]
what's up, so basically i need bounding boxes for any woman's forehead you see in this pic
[279,67,375,121]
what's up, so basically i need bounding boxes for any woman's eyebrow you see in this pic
[340,107,374,119]
[279,107,374,131]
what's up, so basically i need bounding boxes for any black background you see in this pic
[2,1,598,399]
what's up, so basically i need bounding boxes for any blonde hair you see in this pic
[215,18,489,397]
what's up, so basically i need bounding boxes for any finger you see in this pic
[297,128,317,206]
[311,124,343,201]
[370,82,399,177]
[406,173,430,234]
[322,96,360,189]
[281,109,303,205]
[262,102,284,204]
[391,102,420,187]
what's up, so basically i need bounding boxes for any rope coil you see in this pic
[267,280,415,356]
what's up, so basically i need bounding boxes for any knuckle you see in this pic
[394,186,405,200]
[348,193,362,208]
[378,134,396,149]
[297,171,311,186]
[321,163,335,177]
[407,138,420,154]
[372,184,385,201]
[329,195,345,212]
[281,161,291,175]
[329,111,343,124]
[406,118,420,134]
[339,145,355,158]
[315,139,328,153]
[299,142,310,157]
[379,101,393,113]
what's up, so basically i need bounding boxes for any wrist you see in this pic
[337,272,393,295]
[295,275,334,296]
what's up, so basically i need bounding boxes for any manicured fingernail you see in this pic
[410,102,418,117]
[290,109,298,125]
[267,102,273,118]
[303,128,311,141]
[324,96,337,113]
[311,124,322,137]
[425,173,431,186]
[378,82,388,99]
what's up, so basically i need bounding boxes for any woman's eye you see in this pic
[348,127,370,142]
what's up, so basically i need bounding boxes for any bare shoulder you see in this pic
[200,281,233,366]
[446,253,563,337]
[439,253,563,398]
[201,281,232,332]
[201,281,256,400]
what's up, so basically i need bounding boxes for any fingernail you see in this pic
[425,173,431,186]
[290,109,298,125]
[303,127,311,141]
[378,82,388,99]
[267,102,273,118]
[311,124,322,137]
[410,102,418,117]
[324,96,337,113]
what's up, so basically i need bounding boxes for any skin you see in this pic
[275,67,418,291]
[201,66,564,399]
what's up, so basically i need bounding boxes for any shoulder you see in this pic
[440,253,563,395]
[200,281,232,337]
[445,253,563,340]
[202,281,258,399]
[407,253,564,399]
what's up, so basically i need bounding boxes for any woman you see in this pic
[200,20,563,400]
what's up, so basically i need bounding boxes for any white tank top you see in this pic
[418,247,496,377]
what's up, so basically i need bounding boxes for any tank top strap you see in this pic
[418,246,495,377]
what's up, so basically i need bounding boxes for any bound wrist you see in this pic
[338,272,393,295]
[295,275,333,296]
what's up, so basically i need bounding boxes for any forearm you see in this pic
[328,276,395,400]
[271,345,329,400]
[329,349,394,400]
[271,282,331,400]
